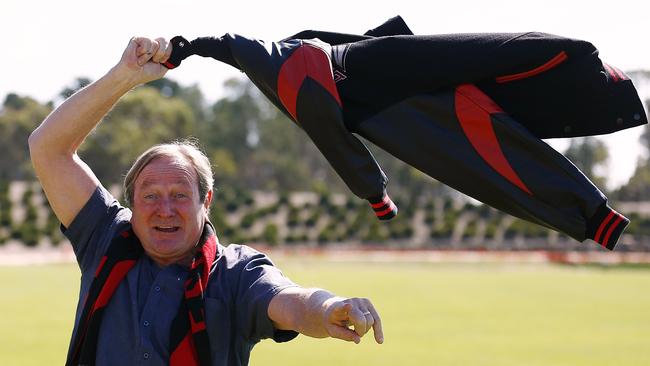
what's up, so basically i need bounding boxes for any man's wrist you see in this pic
[104,65,141,92]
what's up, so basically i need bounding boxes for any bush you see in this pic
[386,219,413,239]
[261,224,279,246]
[304,209,322,227]
[430,224,452,239]
[0,199,12,227]
[484,222,498,239]
[225,201,239,212]
[287,207,300,227]
[423,210,435,225]
[317,227,337,244]
[345,197,358,210]
[13,222,41,247]
[21,186,34,206]
[240,213,256,229]
[363,221,388,242]
[278,192,289,206]
[45,209,64,246]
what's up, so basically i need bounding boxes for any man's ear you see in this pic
[203,190,213,211]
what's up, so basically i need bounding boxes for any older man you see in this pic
[29,36,382,366]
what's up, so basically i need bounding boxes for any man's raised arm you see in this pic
[28,37,172,227]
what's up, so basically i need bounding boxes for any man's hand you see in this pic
[269,288,384,345]
[112,37,173,87]
[323,297,384,344]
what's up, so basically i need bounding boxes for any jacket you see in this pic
[164,16,647,249]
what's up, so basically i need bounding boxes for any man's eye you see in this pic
[144,194,156,200]
[176,193,187,199]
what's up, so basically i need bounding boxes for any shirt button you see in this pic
[144,320,150,327]
[155,286,161,292]
[143,352,149,359]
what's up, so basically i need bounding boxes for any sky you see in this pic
[3,0,649,188]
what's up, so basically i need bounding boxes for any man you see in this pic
[28,36,382,366]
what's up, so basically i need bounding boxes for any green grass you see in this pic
[1,260,649,365]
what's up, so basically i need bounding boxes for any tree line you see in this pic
[0,71,649,231]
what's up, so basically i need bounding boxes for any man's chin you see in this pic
[144,238,187,256]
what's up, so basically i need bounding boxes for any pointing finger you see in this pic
[369,307,384,344]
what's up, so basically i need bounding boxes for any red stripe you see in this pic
[376,203,397,217]
[601,215,624,247]
[371,196,391,208]
[170,333,199,366]
[184,277,205,298]
[603,64,619,82]
[455,84,532,195]
[201,237,217,284]
[496,51,568,83]
[277,43,342,120]
[189,310,207,332]
[594,211,615,244]
[94,256,107,278]
[611,65,627,81]
[92,260,136,311]
[163,61,176,69]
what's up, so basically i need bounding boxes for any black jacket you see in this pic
[164,16,647,250]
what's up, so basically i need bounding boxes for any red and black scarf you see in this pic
[66,222,218,366]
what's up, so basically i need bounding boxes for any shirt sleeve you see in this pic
[229,245,299,343]
[61,185,130,272]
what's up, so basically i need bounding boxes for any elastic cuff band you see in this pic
[163,36,192,69]
[368,194,398,221]
[586,204,629,250]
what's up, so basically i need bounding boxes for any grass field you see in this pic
[1,258,649,365]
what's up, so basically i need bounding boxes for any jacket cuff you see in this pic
[585,203,629,250]
[162,36,194,69]
[368,194,398,220]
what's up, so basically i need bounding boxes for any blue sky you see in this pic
[3,0,648,187]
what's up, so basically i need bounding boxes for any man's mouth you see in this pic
[154,226,180,233]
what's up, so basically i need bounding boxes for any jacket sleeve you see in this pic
[354,84,629,249]
[163,35,240,70]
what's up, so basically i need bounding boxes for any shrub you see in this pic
[261,224,279,246]
[363,221,388,242]
[287,207,300,227]
[240,213,256,229]
[14,222,41,247]
[278,192,289,206]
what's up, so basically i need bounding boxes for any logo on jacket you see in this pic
[333,69,347,82]
[332,44,349,83]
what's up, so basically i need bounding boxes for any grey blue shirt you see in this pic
[63,185,298,365]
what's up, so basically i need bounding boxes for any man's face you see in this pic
[130,156,212,266]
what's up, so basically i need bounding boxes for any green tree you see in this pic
[563,137,609,189]
[59,77,92,99]
[78,86,199,186]
[616,94,650,200]
[0,94,52,180]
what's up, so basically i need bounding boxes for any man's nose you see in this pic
[157,198,176,217]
